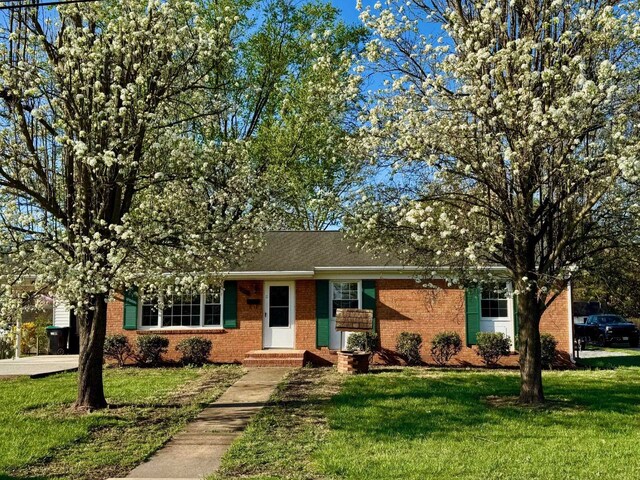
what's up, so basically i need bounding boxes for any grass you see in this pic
[0,365,244,480]
[215,366,640,480]
[577,346,640,369]
[211,368,345,480]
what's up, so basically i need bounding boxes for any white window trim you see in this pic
[329,279,363,319]
[480,283,511,322]
[138,289,224,330]
[328,280,362,351]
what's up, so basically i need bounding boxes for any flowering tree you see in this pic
[349,0,640,403]
[0,0,266,409]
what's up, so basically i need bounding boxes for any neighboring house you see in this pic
[62,231,574,366]
[52,298,80,353]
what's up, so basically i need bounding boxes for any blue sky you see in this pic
[330,0,362,24]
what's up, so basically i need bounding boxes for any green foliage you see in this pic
[346,331,379,353]
[20,314,50,355]
[176,337,213,366]
[541,333,559,370]
[104,335,133,368]
[201,0,367,230]
[135,335,169,367]
[430,331,463,366]
[396,332,423,365]
[475,332,511,366]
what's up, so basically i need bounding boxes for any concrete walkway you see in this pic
[111,367,292,480]
[0,355,78,378]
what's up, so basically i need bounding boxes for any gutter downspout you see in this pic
[568,280,575,362]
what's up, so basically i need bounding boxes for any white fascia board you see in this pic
[313,266,423,272]
[313,265,509,272]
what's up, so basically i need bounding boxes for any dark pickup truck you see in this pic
[574,315,639,347]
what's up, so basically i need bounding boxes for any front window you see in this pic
[140,289,222,329]
[331,281,360,316]
[481,288,508,318]
[141,297,160,327]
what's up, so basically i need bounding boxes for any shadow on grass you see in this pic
[325,371,640,440]
[0,475,50,480]
[577,356,640,369]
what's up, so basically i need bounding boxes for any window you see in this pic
[139,289,222,329]
[481,288,508,318]
[141,297,160,327]
[162,293,201,327]
[268,285,290,327]
[204,290,222,326]
[331,281,360,317]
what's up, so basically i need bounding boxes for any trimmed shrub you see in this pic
[475,332,511,366]
[541,333,558,369]
[430,331,463,366]
[346,331,379,353]
[396,332,423,366]
[104,334,133,367]
[176,337,212,366]
[136,334,169,366]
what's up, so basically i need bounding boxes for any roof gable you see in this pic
[234,231,401,272]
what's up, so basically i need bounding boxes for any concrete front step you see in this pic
[243,358,306,367]
[243,349,307,367]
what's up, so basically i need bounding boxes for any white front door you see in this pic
[263,282,295,348]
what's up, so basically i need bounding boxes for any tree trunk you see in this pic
[75,293,108,410]
[517,290,544,404]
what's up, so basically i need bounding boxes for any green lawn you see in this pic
[215,367,640,480]
[0,365,244,480]
[577,347,640,369]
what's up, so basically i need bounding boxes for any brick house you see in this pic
[58,231,574,366]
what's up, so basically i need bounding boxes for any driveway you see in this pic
[0,355,79,378]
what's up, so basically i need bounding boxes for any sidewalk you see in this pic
[110,367,292,480]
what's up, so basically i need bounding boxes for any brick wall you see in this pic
[106,278,571,366]
[107,280,264,363]
[373,279,571,367]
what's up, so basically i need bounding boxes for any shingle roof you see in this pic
[233,231,402,272]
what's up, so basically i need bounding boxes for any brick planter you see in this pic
[337,351,369,374]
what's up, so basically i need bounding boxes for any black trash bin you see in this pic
[46,326,69,355]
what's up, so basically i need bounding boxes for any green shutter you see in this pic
[513,294,519,350]
[362,280,377,332]
[465,287,481,346]
[123,288,138,330]
[223,281,238,329]
[316,280,330,348]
